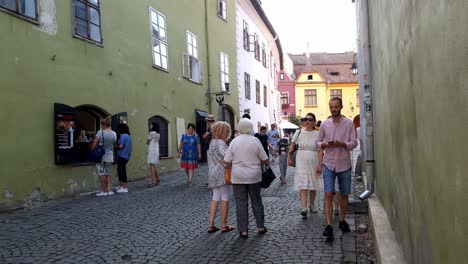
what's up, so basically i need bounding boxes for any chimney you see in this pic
[306,42,310,59]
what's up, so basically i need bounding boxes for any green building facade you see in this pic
[364,0,467,262]
[0,0,238,208]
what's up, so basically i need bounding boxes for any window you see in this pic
[307,75,313,80]
[150,8,168,70]
[330,89,342,99]
[281,93,289,105]
[73,0,102,44]
[270,51,273,77]
[218,0,227,20]
[263,85,268,107]
[305,89,317,106]
[330,71,340,76]
[148,116,169,158]
[262,43,267,67]
[254,33,260,61]
[220,52,229,91]
[244,72,251,99]
[186,31,198,59]
[256,80,260,104]
[356,89,360,106]
[243,20,249,51]
[182,31,203,83]
[280,73,284,80]
[53,103,127,165]
[0,0,37,20]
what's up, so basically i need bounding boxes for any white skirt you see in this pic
[294,150,320,191]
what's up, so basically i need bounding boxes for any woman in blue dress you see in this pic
[178,123,201,185]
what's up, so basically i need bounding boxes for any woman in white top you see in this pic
[147,122,161,187]
[224,119,269,238]
[288,113,323,217]
[90,117,117,197]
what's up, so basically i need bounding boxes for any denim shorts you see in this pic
[322,165,351,194]
[97,162,111,176]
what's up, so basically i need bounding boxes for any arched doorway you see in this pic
[218,104,235,131]
[55,103,112,164]
[148,115,169,158]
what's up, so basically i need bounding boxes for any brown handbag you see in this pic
[224,167,232,185]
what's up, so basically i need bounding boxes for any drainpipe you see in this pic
[356,0,376,201]
[204,0,213,114]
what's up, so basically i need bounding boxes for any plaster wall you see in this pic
[368,0,468,262]
[236,0,280,130]
[0,0,237,207]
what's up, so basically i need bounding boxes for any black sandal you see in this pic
[258,227,267,234]
[221,226,235,233]
[207,226,220,233]
[239,232,248,238]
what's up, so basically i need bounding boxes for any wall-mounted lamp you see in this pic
[206,83,231,106]
[350,62,358,76]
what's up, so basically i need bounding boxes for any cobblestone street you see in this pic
[0,164,356,264]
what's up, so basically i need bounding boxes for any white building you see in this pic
[236,0,283,132]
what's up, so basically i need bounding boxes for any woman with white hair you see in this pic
[224,118,269,238]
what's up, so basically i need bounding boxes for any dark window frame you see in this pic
[305,89,317,106]
[0,0,38,23]
[330,89,342,99]
[244,72,251,99]
[254,33,260,61]
[72,0,103,46]
[281,93,289,105]
[261,43,267,67]
[217,0,227,20]
[243,20,249,51]
[307,74,313,80]
[255,80,260,104]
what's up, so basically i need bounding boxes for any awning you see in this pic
[278,121,299,129]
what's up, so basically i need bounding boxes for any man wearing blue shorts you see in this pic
[316,97,357,238]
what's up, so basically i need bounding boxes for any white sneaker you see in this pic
[115,186,122,191]
[96,191,107,197]
[116,188,128,193]
[310,206,318,214]
[107,191,115,196]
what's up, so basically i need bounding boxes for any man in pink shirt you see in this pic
[316,97,357,238]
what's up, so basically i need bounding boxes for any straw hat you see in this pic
[206,114,216,122]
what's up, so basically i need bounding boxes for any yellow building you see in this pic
[289,52,359,123]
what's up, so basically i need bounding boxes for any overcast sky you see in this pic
[261,0,357,54]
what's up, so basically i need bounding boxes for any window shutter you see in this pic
[199,61,204,84]
[182,53,190,78]
[249,35,255,51]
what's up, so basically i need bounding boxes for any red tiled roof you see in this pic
[290,52,358,83]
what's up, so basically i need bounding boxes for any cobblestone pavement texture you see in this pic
[0,162,356,264]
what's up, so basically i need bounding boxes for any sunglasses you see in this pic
[301,118,316,122]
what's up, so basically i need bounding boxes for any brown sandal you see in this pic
[221,226,235,233]
[208,226,220,233]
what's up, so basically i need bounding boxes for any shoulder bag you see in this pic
[89,130,105,163]
[261,164,276,188]
[289,129,301,167]
[224,167,232,185]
